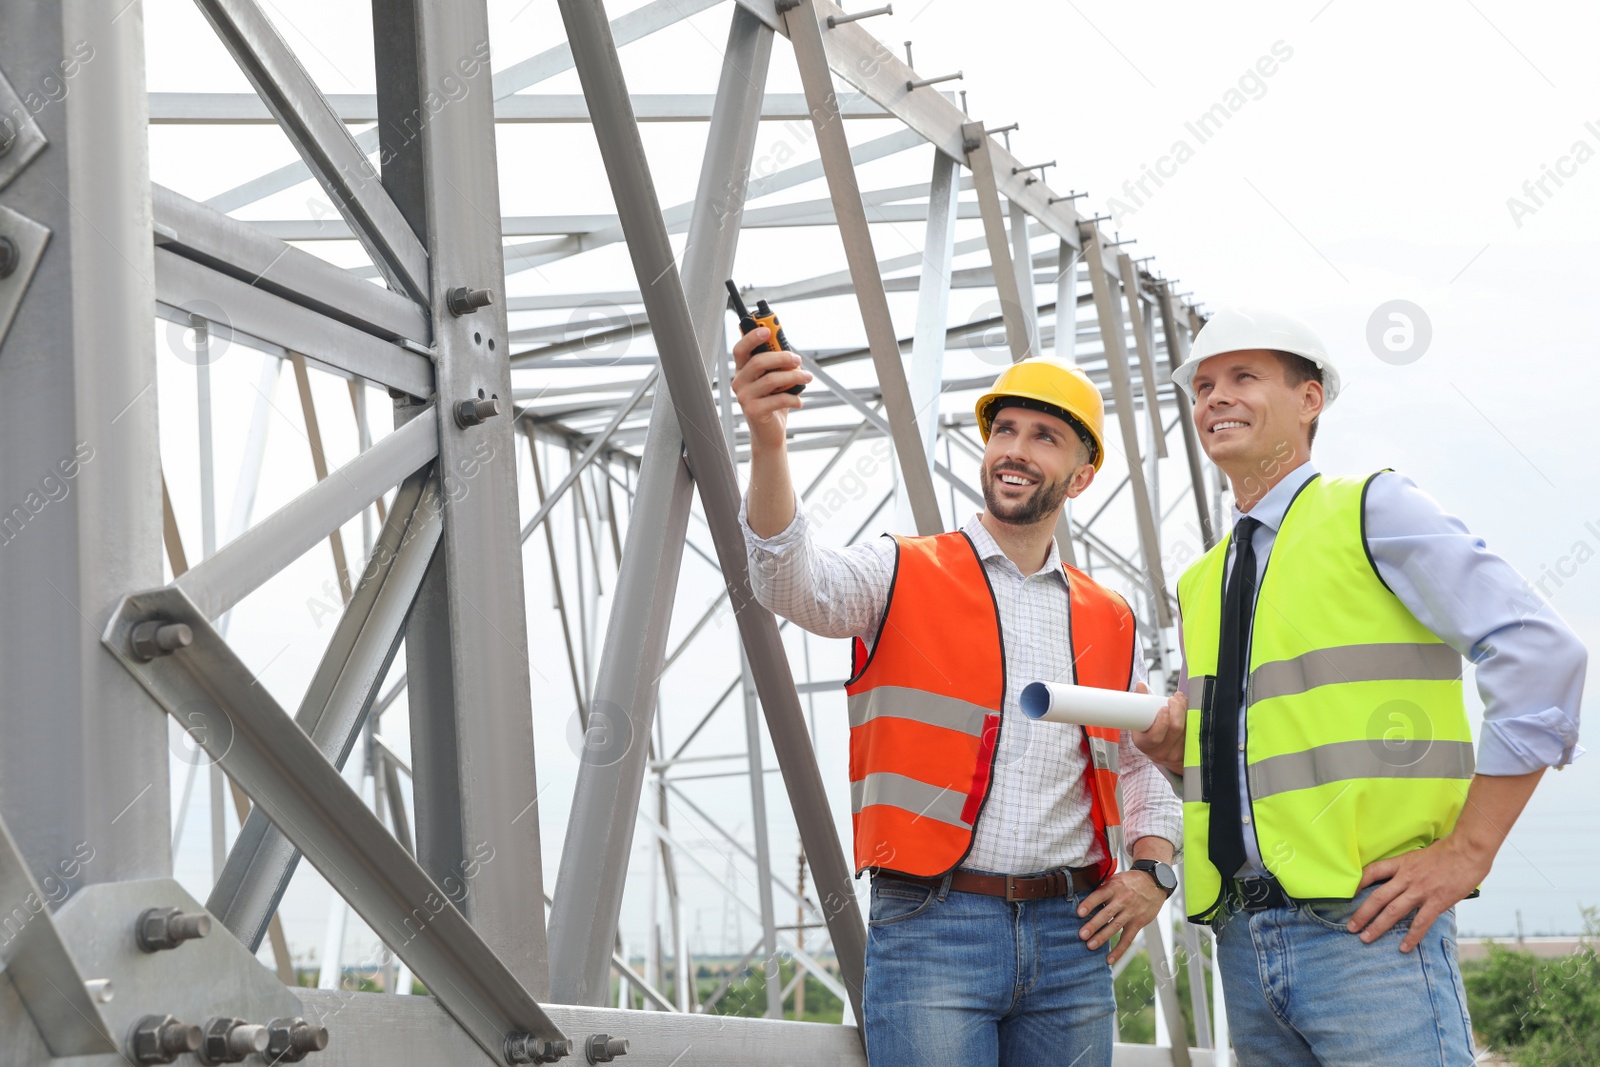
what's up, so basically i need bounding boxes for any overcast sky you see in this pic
[144,0,1599,976]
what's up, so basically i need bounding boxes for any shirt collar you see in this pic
[962,513,1066,579]
[1230,459,1318,534]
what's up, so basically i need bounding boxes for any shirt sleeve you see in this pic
[1120,639,1183,856]
[739,491,896,641]
[1119,731,1184,858]
[1365,472,1587,773]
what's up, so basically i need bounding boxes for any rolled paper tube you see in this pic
[1019,681,1164,732]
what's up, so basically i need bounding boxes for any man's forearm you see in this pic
[746,440,797,538]
[1445,767,1545,867]
[1130,835,1175,864]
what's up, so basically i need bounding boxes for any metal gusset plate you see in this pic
[0,65,48,192]
[102,586,571,1064]
[0,808,115,1056]
[0,205,50,353]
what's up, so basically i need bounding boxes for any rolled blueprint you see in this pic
[1019,681,1164,732]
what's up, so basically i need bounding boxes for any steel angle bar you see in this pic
[153,184,429,345]
[102,588,568,1062]
[378,0,549,998]
[1143,922,1193,1067]
[551,0,869,1022]
[736,0,1129,275]
[896,149,958,533]
[207,473,441,952]
[174,406,438,620]
[0,810,114,1056]
[547,3,772,1008]
[152,89,903,123]
[154,249,433,397]
[207,0,725,214]
[1011,199,1042,355]
[786,0,941,536]
[634,811,851,1006]
[1158,285,1214,548]
[497,126,928,280]
[519,369,657,540]
[1083,226,1173,627]
[1120,252,1167,460]
[963,122,1031,361]
[193,0,429,301]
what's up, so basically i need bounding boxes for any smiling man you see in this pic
[733,336,1181,1067]
[1133,307,1587,1066]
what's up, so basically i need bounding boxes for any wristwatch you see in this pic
[1131,859,1178,898]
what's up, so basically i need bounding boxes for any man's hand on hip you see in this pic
[1078,870,1169,965]
[1133,684,1187,774]
[1347,837,1490,953]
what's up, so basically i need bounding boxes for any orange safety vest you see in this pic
[845,530,1137,881]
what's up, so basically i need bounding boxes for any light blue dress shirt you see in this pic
[1178,460,1588,877]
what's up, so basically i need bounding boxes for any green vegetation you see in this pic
[1462,908,1600,1067]
[613,958,845,1022]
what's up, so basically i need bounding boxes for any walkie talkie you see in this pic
[726,279,804,396]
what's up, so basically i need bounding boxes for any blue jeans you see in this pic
[862,873,1115,1067]
[1213,883,1476,1066]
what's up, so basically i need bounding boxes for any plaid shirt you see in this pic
[742,501,1183,875]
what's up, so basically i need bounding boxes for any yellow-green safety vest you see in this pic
[1177,472,1474,922]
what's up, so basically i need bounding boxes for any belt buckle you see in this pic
[1004,874,1019,902]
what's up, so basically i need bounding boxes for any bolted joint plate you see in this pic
[0,204,50,354]
[0,65,49,192]
[50,880,304,1063]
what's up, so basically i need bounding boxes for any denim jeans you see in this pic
[1213,883,1476,1066]
[862,873,1115,1067]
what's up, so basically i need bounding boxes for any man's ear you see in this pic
[1301,378,1325,424]
[1067,461,1096,499]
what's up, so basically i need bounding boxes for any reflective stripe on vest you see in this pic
[1176,472,1471,921]
[845,530,1137,879]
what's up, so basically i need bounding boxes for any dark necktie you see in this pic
[1208,515,1262,881]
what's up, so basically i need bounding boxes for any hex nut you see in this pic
[506,1033,572,1064]
[129,1014,202,1065]
[585,1033,630,1063]
[266,1017,329,1062]
[447,285,494,316]
[135,906,211,952]
[199,1018,269,1065]
[130,620,193,662]
[456,395,501,428]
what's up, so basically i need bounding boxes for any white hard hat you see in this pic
[1171,307,1341,407]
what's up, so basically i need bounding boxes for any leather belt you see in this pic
[883,867,1102,902]
[1232,876,1290,912]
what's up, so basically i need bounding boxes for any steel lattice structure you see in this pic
[0,1,1232,1064]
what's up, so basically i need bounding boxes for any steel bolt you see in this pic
[129,1014,202,1065]
[84,978,114,1004]
[585,1034,629,1063]
[456,395,501,428]
[506,1033,573,1064]
[447,285,494,316]
[135,906,210,952]
[130,621,193,662]
[266,1017,328,1062]
[0,236,18,279]
[199,1018,269,1065]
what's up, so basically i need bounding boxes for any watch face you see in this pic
[1138,861,1177,892]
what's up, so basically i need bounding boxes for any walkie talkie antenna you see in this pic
[725,279,750,319]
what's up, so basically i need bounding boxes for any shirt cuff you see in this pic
[1477,708,1586,773]
[1127,811,1184,863]
[740,491,809,562]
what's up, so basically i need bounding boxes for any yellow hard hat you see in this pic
[974,357,1107,470]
